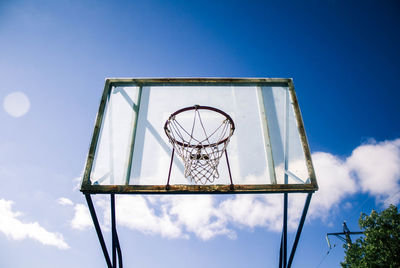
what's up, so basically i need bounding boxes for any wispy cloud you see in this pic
[70,204,93,231]
[0,199,69,249]
[73,138,400,240]
[58,197,73,206]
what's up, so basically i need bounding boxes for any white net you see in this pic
[164,106,235,184]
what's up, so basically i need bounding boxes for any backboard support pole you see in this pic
[112,194,116,267]
[283,193,288,268]
[111,194,123,268]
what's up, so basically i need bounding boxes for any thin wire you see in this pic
[346,195,371,221]
[315,245,336,268]
[384,189,400,205]
[346,190,400,222]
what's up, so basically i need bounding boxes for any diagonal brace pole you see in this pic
[85,194,112,268]
[115,231,123,268]
[287,193,312,268]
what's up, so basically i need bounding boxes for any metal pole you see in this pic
[287,193,312,268]
[111,194,116,268]
[85,194,112,268]
[115,232,123,268]
[111,194,123,267]
[283,193,288,268]
[279,233,283,268]
[282,86,289,268]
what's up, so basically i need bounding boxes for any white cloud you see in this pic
[71,204,92,230]
[0,199,69,249]
[347,139,400,204]
[72,138,400,240]
[58,197,73,206]
[167,195,234,240]
[114,196,183,239]
[220,195,283,231]
[308,152,357,220]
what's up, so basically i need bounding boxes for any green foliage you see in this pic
[341,205,400,268]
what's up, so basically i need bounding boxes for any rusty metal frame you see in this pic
[80,78,318,194]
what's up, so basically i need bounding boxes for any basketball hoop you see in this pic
[164,105,235,185]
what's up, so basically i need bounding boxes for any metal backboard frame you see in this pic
[80,78,318,195]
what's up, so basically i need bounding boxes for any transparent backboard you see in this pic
[81,78,317,194]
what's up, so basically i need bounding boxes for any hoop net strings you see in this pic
[166,109,233,184]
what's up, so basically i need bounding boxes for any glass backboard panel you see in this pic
[81,78,317,194]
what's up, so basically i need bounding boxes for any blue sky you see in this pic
[1,0,400,267]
